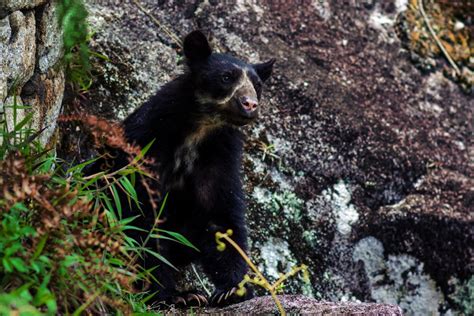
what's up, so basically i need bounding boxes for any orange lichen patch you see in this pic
[398,0,473,91]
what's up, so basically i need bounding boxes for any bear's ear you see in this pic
[253,58,275,82]
[183,30,212,62]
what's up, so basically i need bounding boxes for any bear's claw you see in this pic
[167,291,208,307]
[185,293,208,307]
[210,287,242,307]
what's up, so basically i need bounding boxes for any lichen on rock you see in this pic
[354,237,444,315]
[2,10,36,92]
[37,1,64,73]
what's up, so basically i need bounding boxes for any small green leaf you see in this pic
[2,258,13,273]
[10,257,29,273]
[156,193,168,221]
[5,243,23,256]
[132,139,155,164]
[63,255,80,267]
[66,156,99,174]
[32,234,48,260]
[118,215,141,226]
[143,248,178,271]
[120,176,138,204]
[13,113,34,132]
[155,230,199,252]
[11,202,29,212]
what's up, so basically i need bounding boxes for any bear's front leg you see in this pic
[199,220,254,307]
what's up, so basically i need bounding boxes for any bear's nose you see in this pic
[241,96,258,112]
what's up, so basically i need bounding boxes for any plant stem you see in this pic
[219,233,286,315]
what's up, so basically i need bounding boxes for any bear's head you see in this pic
[183,30,275,126]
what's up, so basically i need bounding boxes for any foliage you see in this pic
[257,141,281,164]
[57,0,107,92]
[215,230,309,316]
[0,101,136,314]
[0,103,192,314]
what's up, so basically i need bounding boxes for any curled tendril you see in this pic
[215,229,233,252]
[235,287,247,297]
[236,274,251,297]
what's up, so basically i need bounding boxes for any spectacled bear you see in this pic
[100,30,274,307]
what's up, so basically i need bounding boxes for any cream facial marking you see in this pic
[195,68,257,106]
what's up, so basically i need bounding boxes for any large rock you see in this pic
[21,67,65,145]
[0,0,47,19]
[0,10,37,139]
[0,10,36,93]
[166,295,403,314]
[36,1,63,73]
[0,17,10,100]
[0,0,64,146]
[66,1,472,314]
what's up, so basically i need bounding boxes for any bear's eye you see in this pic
[221,72,233,83]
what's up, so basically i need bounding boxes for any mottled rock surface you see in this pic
[2,10,36,90]
[0,0,64,145]
[0,0,47,19]
[22,67,65,144]
[166,295,403,315]
[36,1,63,74]
[61,1,473,315]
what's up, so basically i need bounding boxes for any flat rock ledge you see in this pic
[165,295,403,315]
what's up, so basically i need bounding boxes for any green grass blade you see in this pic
[155,229,199,252]
[143,248,178,271]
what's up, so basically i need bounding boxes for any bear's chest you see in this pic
[173,142,199,176]
[166,122,221,189]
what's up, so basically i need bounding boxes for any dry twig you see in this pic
[418,0,461,75]
[131,0,183,48]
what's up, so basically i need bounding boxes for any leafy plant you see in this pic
[215,230,309,316]
[57,0,108,92]
[0,104,192,314]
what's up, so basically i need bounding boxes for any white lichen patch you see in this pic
[353,237,444,315]
[424,71,447,101]
[267,134,293,157]
[234,0,264,21]
[249,121,266,139]
[322,180,359,236]
[252,187,303,224]
[302,230,319,248]
[311,0,332,21]
[86,3,115,30]
[418,100,443,116]
[258,238,296,280]
[369,0,408,43]
[246,154,266,174]
[369,12,394,31]
[252,186,272,205]
[395,0,409,12]
[269,168,293,191]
